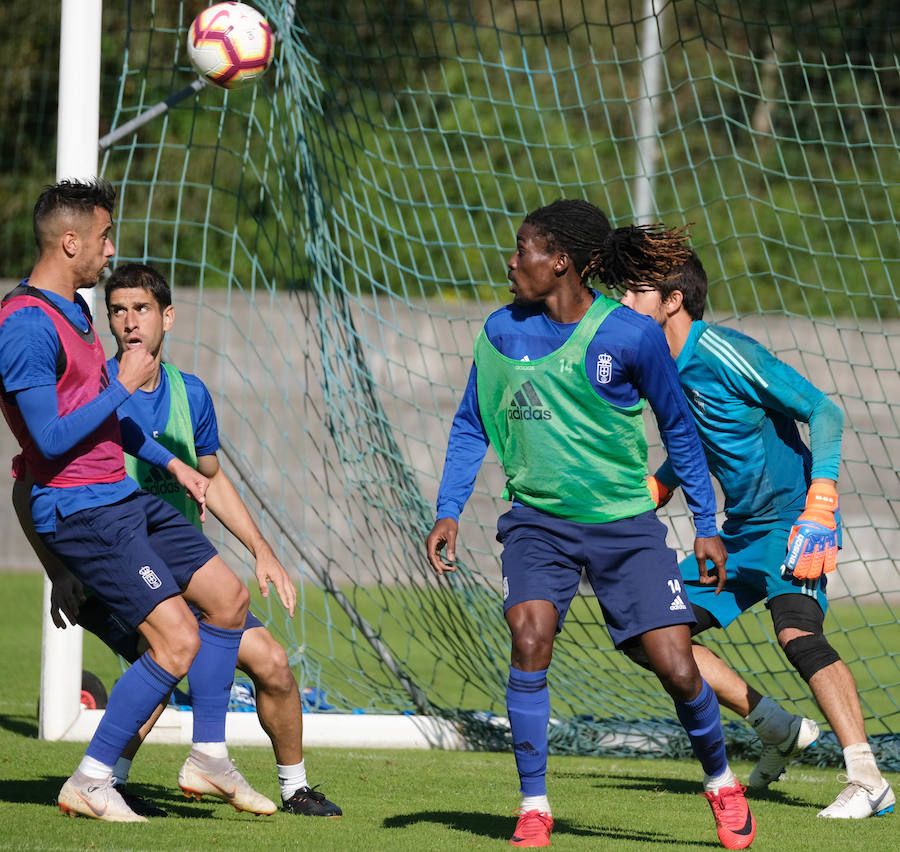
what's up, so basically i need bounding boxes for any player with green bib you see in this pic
[425,200,756,849]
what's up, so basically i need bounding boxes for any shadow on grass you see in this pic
[112,782,281,820]
[0,775,64,808]
[383,810,714,845]
[0,776,247,820]
[578,770,814,808]
[118,783,226,819]
[0,712,38,738]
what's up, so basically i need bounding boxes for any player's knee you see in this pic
[240,634,295,695]
[782,633,840,683]
[231,582,251,620]
[152,625,201,677]
[509,626,554,669]
[212,580,250,629]
[769,592,825,636]
[654,655,700,702]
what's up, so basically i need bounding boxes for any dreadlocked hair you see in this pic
[523,199,612,284]
[587,223,693,291]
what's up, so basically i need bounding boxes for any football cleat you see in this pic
[58,771,147,822]
[703,780,756,849]
[509,808,554,847]
[282,785,343,816]
[113,782,168,818]
[748,715,819,788]
[817,777,895,819]
[178,752,277,815]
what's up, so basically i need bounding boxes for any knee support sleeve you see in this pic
[768,592,825,636]
[782,633,840,683]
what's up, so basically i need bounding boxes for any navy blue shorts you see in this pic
[497,504,695,648]
[77,594,264,664]
[40,490,218,632]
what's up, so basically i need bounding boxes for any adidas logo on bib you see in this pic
[507,380,552,421]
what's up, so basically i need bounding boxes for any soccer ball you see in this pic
[187,2,274,90]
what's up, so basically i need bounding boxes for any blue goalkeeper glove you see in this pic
[782,481,838,581]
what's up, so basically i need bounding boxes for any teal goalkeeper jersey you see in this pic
[656,321,843,527]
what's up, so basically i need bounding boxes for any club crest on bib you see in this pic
[595,353,612,384]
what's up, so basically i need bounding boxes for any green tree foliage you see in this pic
[1,1,897,317]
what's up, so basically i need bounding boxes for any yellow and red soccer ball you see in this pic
[187,2,274,90]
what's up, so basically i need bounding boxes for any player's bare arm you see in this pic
[425,517,458,575]
[197,452,297,616]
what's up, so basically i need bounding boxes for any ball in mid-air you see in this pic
[187,2,274,89]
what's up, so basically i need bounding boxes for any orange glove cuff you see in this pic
[799,481,838,527]
[647,475,673,508]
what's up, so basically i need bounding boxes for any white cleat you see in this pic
[178,752,277,815]
[748,715,819,788]
[817,777,895,819]
[58,771,148,822]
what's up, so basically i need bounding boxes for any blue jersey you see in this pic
[436,294,718,537]
[107,357,220,456]
[0,284,135,531]
[656,321,842,527]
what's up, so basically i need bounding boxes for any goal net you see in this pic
[52,0,900,765]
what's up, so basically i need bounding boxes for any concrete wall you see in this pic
[1,280,897,602]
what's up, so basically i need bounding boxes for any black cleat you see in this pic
[282,785,342,817]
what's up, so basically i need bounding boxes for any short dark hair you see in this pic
[105,262,172,311]
[596,223,708,320]
[661,251,708,321]
[523,199,612,284]
[33,178,116,254]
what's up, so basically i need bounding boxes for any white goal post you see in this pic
[40,0,453,750]
[38,0,102,743]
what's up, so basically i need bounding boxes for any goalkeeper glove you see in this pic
[782,481,838,581]
[646,475,674,509]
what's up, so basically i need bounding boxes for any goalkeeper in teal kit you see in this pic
[605,224,894,820]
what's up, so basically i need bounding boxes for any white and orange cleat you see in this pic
[58,771,148,822]
[178,751,276,815]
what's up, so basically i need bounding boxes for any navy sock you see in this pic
[86,652,179,766]
[188,620,243,743]
[674,679,728,777]
[507,666,550,796]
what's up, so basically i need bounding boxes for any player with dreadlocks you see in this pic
[605,224,894,820]
[425,200,756,849]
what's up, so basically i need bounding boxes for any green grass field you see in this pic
[1,572,897,851]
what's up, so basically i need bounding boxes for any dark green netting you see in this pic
[11,0,897,766]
